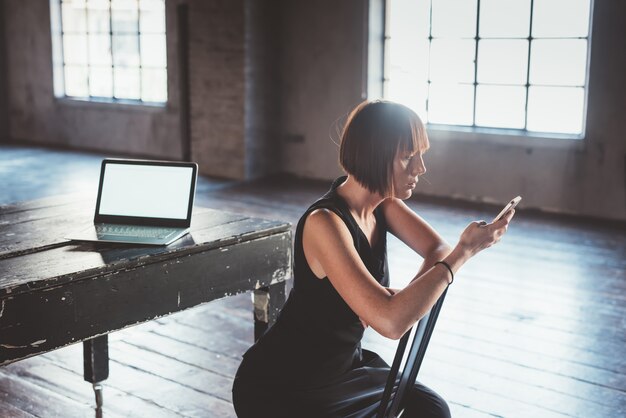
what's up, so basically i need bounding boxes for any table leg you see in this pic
[253,281,286,341]
[83,335,109,408]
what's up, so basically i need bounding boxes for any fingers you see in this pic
[470,220,487,228]
[499,209,515,232]
[492,210,515,240]
[485,212,513,243]
[491,209,515,227]
[463,212,514,253]
[503,208,516,222]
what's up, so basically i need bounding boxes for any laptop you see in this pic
[68,158,198,246]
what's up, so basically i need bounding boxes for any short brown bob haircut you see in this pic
[339,100,429,197]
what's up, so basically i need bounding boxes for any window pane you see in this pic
[140,34,166,68]
[114,67,141,99]
[63,34,88,65]
[64,65,89,97]
[388,38,429,80]
[475,85,526,128]
[139,0,166,33]
[52,31,65,96]
[112,34,140,67]
[141,68,167,102]
[527,86,584,134]
[429,39,475,83]
[61,1,87,33]
[87,0,110,34]
[51,0,63,34]
[478,39,528,85]
[533,0,591,38]
[87,0,109,9]
[89,66,113,97]
[530,39,587,86]
[88,34,112,66]
[480,0,530,38]
[389,0,430,39]
[431,0,477,38]
[56,0,167,101]
[428,83,474,125]
[383,0,590,136]
[387,75,429,119]
[112,1,139,33]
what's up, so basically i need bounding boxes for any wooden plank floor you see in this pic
[1,143,625,418]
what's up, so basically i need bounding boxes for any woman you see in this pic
[232,100,514,417]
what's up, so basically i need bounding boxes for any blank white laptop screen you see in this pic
[99,164,194,220]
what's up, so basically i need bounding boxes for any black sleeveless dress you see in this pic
[232,176,393,417]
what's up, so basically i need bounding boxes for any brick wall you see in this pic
[2,0,279,180]
[188,0,279,179]
[3,0,184,159]
[188,0,245,179]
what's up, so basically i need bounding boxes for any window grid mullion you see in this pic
[137,0,143,102]
[60,1,68,98]
[523,0,535,130]
[109,0,116,99]
[472,0,481,127]
[380,0,389,95]
[425,0,433,121]
[85,3,91,97]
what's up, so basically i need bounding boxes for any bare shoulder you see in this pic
[381,197,405,210]
[304,208,351,241]
[380,197,413,217]
[302,208,358,279]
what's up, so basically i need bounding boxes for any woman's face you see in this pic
[392,146,426,200]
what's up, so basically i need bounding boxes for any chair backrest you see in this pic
[376,288,449,418]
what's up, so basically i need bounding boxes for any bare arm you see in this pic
[382,198,453,281]
[303,208,514,340]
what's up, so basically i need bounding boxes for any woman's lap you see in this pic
[232,350,450,418]
[401,382,451,418]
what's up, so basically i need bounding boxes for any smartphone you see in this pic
[493,196,522,223]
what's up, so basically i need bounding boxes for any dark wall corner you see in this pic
[0,0,8,142]
[244,0,282,179]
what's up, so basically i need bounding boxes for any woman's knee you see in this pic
[401,382,451,418]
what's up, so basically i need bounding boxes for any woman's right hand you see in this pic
[458,209,515,257]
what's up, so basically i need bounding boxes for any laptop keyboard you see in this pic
[96,224,177,239]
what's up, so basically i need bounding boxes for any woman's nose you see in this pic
[411,156,426,176]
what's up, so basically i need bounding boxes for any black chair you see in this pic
[376,288,449,418]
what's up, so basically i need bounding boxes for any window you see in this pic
[50,0,168,104]
[384,0,592,136]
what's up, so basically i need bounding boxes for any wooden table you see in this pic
[0,195,292,406]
